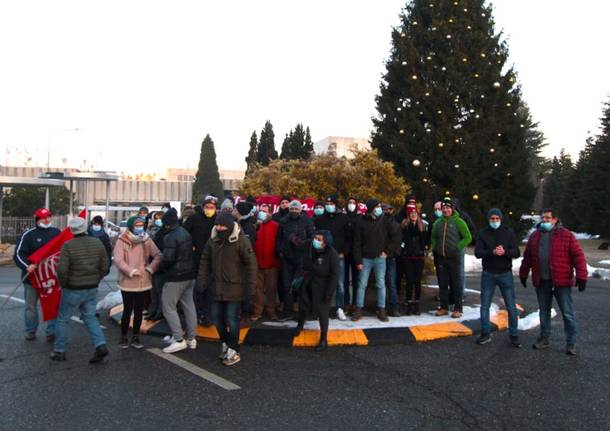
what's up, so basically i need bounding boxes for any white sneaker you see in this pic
[163,339,187,354]
[337,308,347,321]
[222,348,241,366]
[163,335,176,344]
[218,342,228,360]
[186,338,197,350]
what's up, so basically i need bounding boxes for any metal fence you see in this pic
[0,216,68,244]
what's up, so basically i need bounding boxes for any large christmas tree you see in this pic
[371,0,544,228]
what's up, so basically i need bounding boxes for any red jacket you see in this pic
[255,219,280,269]
[519,225,587,288]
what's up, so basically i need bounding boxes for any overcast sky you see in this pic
[1,0,609,175]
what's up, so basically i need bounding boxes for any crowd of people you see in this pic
[13,193,588,366]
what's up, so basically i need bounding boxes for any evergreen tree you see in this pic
[257,121,278,165]
[280,124,313,160]
[280,131,294,160]
[542,149,575,227]
[371,0,543,228]
[193,134,224,201]
[245,131,258,177]
[303,126,314,158]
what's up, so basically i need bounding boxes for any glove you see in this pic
[520,277,527,288]
[576,279,586,292]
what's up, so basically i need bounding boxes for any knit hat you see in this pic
[406,204,418,214]
[127,216,145,231]
[441,197,454,208]
[487,208,504,220]
[138,206,149,214]
[215,212,235,229]
[246,195,257,205]
[366,199,380,213]
[203,195,218,206]
[220,198,234,211]
[314,200,325,208]
[236,201,253,216]
[325,194,338,205]
[162,208,179,226]
[289,200,302,211]
[92,215,104,225]
[69,217,87,235]
[34,208,52,220]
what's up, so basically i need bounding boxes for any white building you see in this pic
[314,136,371,159]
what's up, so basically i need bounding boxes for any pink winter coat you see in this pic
[113,231,162,292]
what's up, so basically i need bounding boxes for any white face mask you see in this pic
[347,203,356,213]
[38,222,52,229]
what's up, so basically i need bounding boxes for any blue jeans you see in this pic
[336,257,345,308]
[385,257,398,309]
[536,279,577,345]
[212,301,241,352]
[480,271,519,336]
[54,288,106,352]
[356,257,387,308]
[24,282,56,336]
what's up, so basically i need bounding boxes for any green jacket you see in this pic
[57,235,109,289]
[431,213,472,258]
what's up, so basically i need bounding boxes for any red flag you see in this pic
[27,210,87,321]
[235,195,318,217]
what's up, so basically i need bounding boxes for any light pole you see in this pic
[47,128,79,171]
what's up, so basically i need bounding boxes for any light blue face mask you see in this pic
[325,205,336,214]
[251,205,258,215]
[540,222,553,232]
[489,221,501,230]
[314,208,325,216]
[312,238,323,250]
[154,219,163,228]
[434,210,442,218]
[92,225,103,232]
[257,211,267,221]
[373,207,383,218]
[133,227,145,236]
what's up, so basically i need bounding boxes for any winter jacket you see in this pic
[298,239,340,316]
[519,223,587,288]
[198,222,258,302]
[182,210,216,274]
[344,210,361,256]
[314,211,349,255]
[113,231,162,292]
[254,217,280,269]
[352,214,401,264]
[276,213,315,262]
[237,213,257,247]
[474,225,520,274]
[161,225,195,282]
[431,213,472,258]
[272,208,289,223]
[87,226,112,273]
[400,220,430,259]
[57,235,108,289]
[14,226,61,276]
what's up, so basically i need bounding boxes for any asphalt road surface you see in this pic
[1,266,608,431]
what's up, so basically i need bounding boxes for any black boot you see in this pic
[294,321,304,338]
[405,302,413,316]
[89,345,109,364]
[413,301,420,315]
[50,351,66,361]
[315,339,328,352]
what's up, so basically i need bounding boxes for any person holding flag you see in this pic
[13,208,61,342]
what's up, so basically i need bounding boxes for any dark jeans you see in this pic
[536,279,577,345]
[280,257,301,312]
[385,257,398,309]
[211,301,241,352]
[195,274,214,320]
[120,290,146,336]
[298,303,330,343]
[480,271,519,336]
[404,258,425,302]
[343,253,360,305]
[435,255,462,311]
[147,272,166,318]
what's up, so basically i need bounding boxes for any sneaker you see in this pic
[222,348,241,366]
[163,335,177,344]
[351,307,362,322]
[119,336,130,349]
[162,339,187,354]
[451,310,463,319]
[566,344,577,356]
[186,338,197,350]
[276,311,293,322]
[476,333,492,345]
[376,308,389,322]
[130,336,144,349]
[510,335,522,348]
[533,337,550,350]
[337,308,347,321]
[50,351,66,361]
[435,308,448,317]
[89,345,109,364]
[25,332,36,341]
[218,342,229,360]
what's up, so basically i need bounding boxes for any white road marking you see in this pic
[147,348,241,391]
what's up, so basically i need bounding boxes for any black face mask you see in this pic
[217,230,230,241]
[289,212,300,219]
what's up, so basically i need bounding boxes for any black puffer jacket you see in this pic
[182,211,216,274]
[353,214,401,264]
[299,236,340,315]
[314,212,348,255]
[276,213,314,262]
[162,225,196,282]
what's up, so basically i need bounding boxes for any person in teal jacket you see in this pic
[430,198,472,317]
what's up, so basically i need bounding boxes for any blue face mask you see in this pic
[325,205,336,214]
[373,207,383,218]
[312,239,323,250]
[489,221,501,230]
[155,219,163,228]
[133,227,145,236]
[540,222,553,232]
[314,208,324,216]
[257,211,267,221]
[92,225,102,232]
[434,210,442,218]
[251,205,258,215]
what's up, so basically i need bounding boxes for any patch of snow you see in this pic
[464,253,522,275]
[96,291,123,311]
[573,232,601,240]
[598,260,610,266]
[591,267,610,280]
[518,308,558,331]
